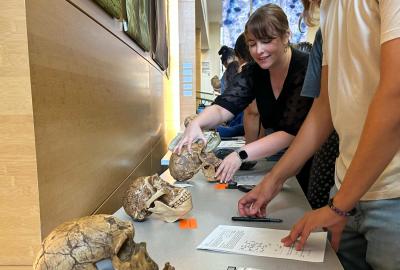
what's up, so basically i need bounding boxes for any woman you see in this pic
[175,4,313,194]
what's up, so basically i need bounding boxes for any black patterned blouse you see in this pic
[214,48,313,136]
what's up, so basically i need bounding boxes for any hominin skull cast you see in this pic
[123,174,192,222]
[34,214,175,270]
[169,140,222,182]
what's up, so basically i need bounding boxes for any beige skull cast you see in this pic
[34,214,174,270]
[123,174,192,222]
[169,141,222,182]
[199,151,222,181]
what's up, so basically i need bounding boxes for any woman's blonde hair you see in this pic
[245,4,289,42]
[300,0,320,27]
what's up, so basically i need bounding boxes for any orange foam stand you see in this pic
[179,218,198,229]
[214,183,227,190]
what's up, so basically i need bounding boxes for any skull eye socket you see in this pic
[204,165,210,169]
[149,201,156,208]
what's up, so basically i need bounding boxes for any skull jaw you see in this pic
[148,198,193,223]
[126,188,166,222]
[112,241,158,270]
[202,165,218,182]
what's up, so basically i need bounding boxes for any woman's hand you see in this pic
[281,206,347,251]
[237,173,283,217]
[215,152,242,183]
[173,121,206,154]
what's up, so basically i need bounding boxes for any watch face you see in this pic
[238,150,248,160]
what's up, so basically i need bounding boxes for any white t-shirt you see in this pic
[320,0,400,200]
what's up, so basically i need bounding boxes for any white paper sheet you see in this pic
[233,175,264,186]
[217,140,245,149]
[197,225,327,262]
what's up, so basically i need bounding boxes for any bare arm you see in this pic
[243,131,294,160]
[191,104,234,129]
[332,38,400,211]
[216,130,293,182]
[244,101,261,143]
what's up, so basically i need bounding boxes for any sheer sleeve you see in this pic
[213,64,256,116]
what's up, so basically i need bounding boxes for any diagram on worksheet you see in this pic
[197,225,326,262]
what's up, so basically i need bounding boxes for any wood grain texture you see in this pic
[0,0,42,266]
[25,0,165,237]
[0,267,33,270]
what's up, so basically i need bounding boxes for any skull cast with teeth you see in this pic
[169,140,222,182]
[33,214,175,270]
[123,174,192,222]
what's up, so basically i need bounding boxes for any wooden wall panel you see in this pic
[0,267,32,270]
[0,0,41,265]
[26,0,165,237]
[94,154,152,214]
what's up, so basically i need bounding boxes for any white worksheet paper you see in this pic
[217,140,245,148]
[197,225,327,262]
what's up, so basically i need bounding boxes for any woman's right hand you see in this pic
[173,120,207,154]
[237,173,283,217]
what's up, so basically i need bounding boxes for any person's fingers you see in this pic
[295,227,312,251]
[187,139,192,154]
[215,163,224,178]
[282,218,305,247]
[176,140,184,155]
[249,194,269,216]
[201,135,207,146]
[257,205,266,217]
[219,166,229,183]
[226,167,235,182]
[330,227,344,252]
[238,193,256,216]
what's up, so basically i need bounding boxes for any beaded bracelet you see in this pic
[327,198,356,217]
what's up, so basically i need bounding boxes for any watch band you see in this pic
[328,198,356,217]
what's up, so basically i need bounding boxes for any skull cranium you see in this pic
[33,214,173,270]
[169,141,222,182]
[123,174,192,222]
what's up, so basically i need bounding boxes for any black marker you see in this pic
[231,216,283,223]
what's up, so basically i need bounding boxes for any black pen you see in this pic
[220,137,241,141]
[231,216,283,223]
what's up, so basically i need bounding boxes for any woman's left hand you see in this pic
[281,206,348,252]
[215,152,242,183]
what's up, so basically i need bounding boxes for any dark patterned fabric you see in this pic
[214,48,313,136]
[307,131,339,209]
